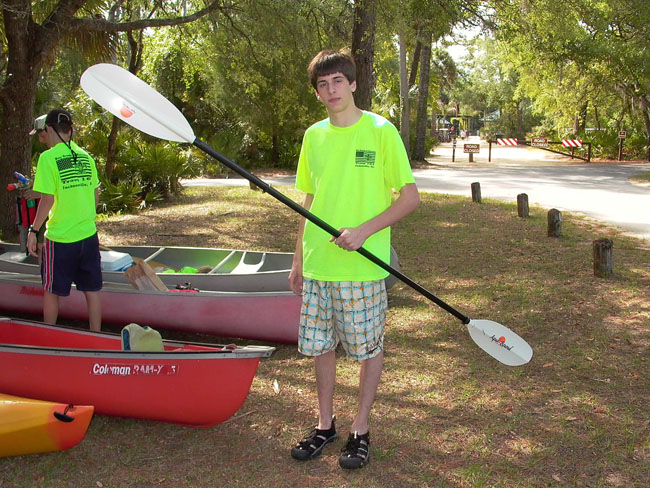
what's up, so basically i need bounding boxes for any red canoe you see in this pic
[0,271,300,343]
[0,318,275,427]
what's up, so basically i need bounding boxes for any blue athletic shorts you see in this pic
[298,279,387,360]
[41,233,103,296]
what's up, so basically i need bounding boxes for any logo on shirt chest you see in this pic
[355,150,376,168]
[56,153,93,189]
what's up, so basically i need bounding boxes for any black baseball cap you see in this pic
[45,108,73,127]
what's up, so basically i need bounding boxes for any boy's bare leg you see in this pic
[315,349,336,429]
[84,291,102,332]
[43,291,59,324]
[350,350,384,434]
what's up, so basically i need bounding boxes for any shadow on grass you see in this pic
[2,190,648,487]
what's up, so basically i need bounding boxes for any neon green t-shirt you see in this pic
[33,141,99,243]
[296,111,415,281]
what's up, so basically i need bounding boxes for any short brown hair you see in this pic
[307,50,356,89]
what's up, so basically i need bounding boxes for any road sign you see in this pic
[619,131,626,138]
[464,144,480,153]
[531,137,549,148]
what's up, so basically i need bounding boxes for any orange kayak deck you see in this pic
[0,393,94,457]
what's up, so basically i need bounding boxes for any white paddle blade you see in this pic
[467,319,533,366]
[80,64,195,143]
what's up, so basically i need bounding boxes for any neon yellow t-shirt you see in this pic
[296,111,415,281]
[33,141,99,243]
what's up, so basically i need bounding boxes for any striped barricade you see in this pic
[562,139,582,147]
[497,138,518,146]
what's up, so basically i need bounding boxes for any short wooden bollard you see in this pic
[471,182,481,203]
[547,209,562,237]
[517,193,529,218]
[593,238,613,278]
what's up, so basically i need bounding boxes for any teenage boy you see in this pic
[289,50,419,469]
[26,109,102,332]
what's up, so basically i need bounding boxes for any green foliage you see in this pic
[94,141,193,215]
[97,174,142,215]
[124,143,199,198]
[584,130,621,159]
[489,0,650,155]
[138,1,349,170]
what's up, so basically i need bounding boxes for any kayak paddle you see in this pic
[80,63,533,366]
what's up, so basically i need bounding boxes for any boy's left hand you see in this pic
[330,227,367,251]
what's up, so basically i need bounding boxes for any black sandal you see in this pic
[290,416,338,461]
[339,431,370,469]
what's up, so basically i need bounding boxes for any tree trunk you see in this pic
[0,5,50,238]
[106,30,145,180]
[398,32,410,155]
[579,101,588,133]
[105,117,121,181]
[408,40,421,88]
[413,31,432,161]
[271,115,279,165]
[351,0,376,111]
[637,94,650,162]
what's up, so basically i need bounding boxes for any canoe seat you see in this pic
[230,252,266,274]
[121,323,164,351]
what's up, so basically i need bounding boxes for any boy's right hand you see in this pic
[288,264,303,295]
[27,232,38,258]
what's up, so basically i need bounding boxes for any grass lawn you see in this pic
[1,186,648,487]
[630,172,650,186]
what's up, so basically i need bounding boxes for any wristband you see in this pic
[28,225,40,237]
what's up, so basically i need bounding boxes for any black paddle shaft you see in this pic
[193,138,470,325]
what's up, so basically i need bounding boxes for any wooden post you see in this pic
[593,238,613,278]
[517,193,529,218]
[547,209,562,237]
[471,182,481,203]
[618,137,624,161]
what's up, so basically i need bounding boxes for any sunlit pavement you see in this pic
[181,139,650,244]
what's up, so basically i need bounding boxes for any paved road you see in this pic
[182,142,650,243]
[414,163,650,241]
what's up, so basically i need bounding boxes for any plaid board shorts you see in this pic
[298,279,387,361]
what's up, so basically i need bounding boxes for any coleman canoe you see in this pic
[0,318,275,427]
[0,271,300,343]
[0,242,400,292]
[0,393,94,458]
